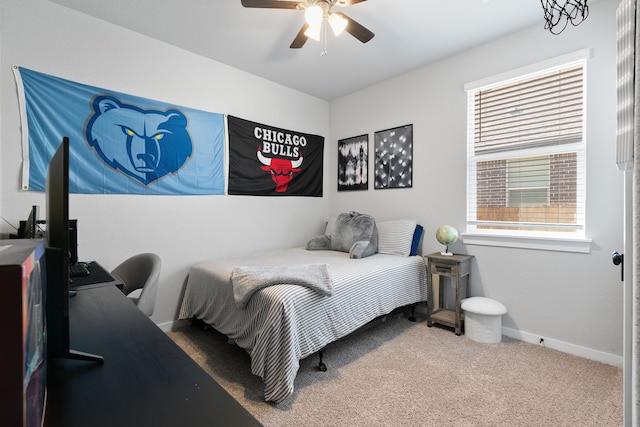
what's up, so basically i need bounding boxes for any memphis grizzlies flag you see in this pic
[227,116,324,197]
[13,66,224,195]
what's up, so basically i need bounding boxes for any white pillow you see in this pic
[377,219,417,256]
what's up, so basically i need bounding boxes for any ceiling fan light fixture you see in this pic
[304,5,323,26]
[304,23,322,41]
[328,12,348,36]
[241,0,375,50]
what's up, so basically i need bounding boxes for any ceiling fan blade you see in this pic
[335,0,368,5]
[241,0,301,9]
[333,12,374,43]
[290,23,310,48]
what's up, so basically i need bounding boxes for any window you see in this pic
[507,156,550,208]
[465,50,591,251]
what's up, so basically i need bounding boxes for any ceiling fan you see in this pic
[241,0,375,49]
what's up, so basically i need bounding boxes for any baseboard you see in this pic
[502,326,622,368]
[158,318,623,368]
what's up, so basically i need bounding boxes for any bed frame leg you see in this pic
[188,317,210,330]
[407,304,417,322]
[318,349,327,372]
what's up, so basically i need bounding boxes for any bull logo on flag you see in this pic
[257,147,303,193]
[85,95,193,186]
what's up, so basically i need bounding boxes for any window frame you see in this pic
[462,49,593,253]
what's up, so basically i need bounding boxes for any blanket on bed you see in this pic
[231,263,333,309]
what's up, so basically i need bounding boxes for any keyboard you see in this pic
[69,262,90,278]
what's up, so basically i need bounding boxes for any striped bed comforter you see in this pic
[179,247,427,403]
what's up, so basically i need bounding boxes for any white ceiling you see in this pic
[50,0,576,100]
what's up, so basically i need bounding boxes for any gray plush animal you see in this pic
[306,211,378,259]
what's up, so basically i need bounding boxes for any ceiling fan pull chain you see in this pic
[321,20,328,56]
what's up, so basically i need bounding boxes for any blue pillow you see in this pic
[410,224,423,256]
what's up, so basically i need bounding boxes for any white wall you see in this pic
[329,0,623,363]
[0,0,330,327]
[0,0,624,364]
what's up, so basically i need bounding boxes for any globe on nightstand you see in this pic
[435,225,458,256]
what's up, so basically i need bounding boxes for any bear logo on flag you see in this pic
[85,95,193,186]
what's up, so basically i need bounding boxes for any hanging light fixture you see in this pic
[328,12,348,36]
[304,4,323,26]
[303,1,348,55]
[304,24,322,41]
[304,4,323,41]
[241,0,374,52]
[305,11,347,41]
[304,2,349,40]
[540,0,589,35]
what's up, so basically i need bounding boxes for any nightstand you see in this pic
[424,252,474,335]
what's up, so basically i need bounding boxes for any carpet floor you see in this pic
[168,311,622,426]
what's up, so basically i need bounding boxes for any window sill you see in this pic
[460,232,592,253]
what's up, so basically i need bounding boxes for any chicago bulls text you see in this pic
[255,126,307,158]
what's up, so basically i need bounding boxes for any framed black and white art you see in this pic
[338,134,368,191]
[374,124,413,189]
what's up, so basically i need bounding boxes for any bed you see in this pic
[178,214,427,403]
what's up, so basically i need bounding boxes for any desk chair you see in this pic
[111,253,161,317]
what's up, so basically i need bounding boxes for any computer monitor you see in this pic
[18,205,45,239]
[19,215,78,264]
[24,205,38,238]
[45,136,102,363]
[0,239,47,427]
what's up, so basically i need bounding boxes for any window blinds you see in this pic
[473,65,584,155]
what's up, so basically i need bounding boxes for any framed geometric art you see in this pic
[338,134,368,191]
[374,124,413,189]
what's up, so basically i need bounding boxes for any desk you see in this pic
[69,261,122,291]
[45,285,261,427]
[425,253,474,336]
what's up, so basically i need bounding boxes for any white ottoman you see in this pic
[461,297,507,343]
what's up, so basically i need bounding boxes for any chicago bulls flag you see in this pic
[228,116,324,197]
